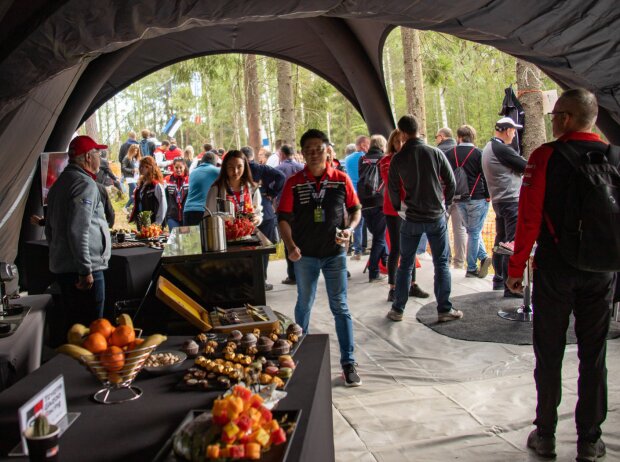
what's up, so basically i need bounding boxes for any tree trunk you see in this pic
[516,59,547,159]
[276,59,296,146]
[244,54,262,153]
[204,76,215,145]
[384,45,396,122]
[85,113,99,140]
[401,27,427,139]
[438,87,448,128]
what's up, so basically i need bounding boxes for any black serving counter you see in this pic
[0,335,334,462]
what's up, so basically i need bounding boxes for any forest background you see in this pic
[84,28,561,160]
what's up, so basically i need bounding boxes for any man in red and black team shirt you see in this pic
[278,128,363,387]
[507,89,618,461]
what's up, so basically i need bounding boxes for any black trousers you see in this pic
[385,215,416,286]
[532,268,613,442]
[491,201,518,294]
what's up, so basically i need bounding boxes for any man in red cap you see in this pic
[45,135,111,328]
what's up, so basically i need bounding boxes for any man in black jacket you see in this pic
[241,146,286,291]
[386,115,461,323]
[443,125,491,278]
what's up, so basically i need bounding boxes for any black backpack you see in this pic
[544,141,620,272]
[357,156,383,203]
[452,147,480,201]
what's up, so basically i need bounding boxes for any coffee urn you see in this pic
[200,209,227,252]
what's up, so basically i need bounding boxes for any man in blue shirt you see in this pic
[275,144,305,284]
[343,135,369,258]
[241,146,286,291]
[183,152,220,225]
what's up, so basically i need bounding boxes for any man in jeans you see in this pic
[386,115,461,323]
[344,135,369,259]
[278,129,362,387]
[482,117,527,297]
[443,125,491,278]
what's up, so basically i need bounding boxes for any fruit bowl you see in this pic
[81,343,157,404]
[224,217,255,241]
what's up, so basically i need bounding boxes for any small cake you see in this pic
[182,339,199,357]
[278,367,293,379]
[216,375,231,389]
[286,323,303,337]
[279,358,295,369]
[227,330,243,343]
[265,365,279,376]
[194,333,208,350]
[272,339,291,356]
[257,336,274,354]
[241,333,257,350]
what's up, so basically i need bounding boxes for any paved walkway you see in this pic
[264,255,620,462]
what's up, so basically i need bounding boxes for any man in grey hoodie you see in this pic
[46,135,111,328]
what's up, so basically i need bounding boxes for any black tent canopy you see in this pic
[1,0,619,262]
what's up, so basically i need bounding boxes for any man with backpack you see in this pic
[482,117,527,296]
[357,134,388,282]
[444,125,491,279]
[507,89,620,461]
[139,128,155,157]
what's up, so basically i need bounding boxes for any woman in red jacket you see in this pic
[378,129,429,302]
[164,158,189,229]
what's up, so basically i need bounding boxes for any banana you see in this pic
[57,344,95,362]
[139,333,168,350]
[67,324,89,345]
[116,313,134,329]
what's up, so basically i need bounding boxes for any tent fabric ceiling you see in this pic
[0,0,619,263]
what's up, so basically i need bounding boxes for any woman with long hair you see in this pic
[182,145,194,171]
[205,150,262,225]
[129,156,167,226]
[378,129,429,301]
[164,158,189,229]
[122,144,141,211]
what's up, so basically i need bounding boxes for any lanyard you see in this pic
[226,185,248,214]
[302,169,329,207]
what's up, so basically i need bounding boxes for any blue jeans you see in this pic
[362,207,388,278]
[56,271,105,329]
[125,182,136,208]
[351,216,365,254]
[416,233,428,254]
[457,199,489,272]
[392,217,452,313]
[167,217,182,229]
[294,252,355,366]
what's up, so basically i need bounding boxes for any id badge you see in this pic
[313,207,325,223]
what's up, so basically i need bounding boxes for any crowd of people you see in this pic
[42,89,619,460]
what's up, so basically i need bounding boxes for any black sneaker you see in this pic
[577,438,606,462]
[264,283,273,291]
[342,363,362,387]
[409,284,430,298]
[493,279,504,290]
[465,270,479,278]
[281,277,296,285]
[526,429,556,458]
[387,288,395,302]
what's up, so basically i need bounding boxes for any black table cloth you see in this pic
[0,334,334,462]
[21,240,162,309]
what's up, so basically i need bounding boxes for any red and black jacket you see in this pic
[509,132,609,277]
[278,164,361,258]
[129,181,163,223]
[164,173,189,222]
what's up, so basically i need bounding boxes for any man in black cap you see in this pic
[46,135,111,328]
[481,117,527,296]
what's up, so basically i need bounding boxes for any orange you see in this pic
[100,346,125,372]
[126,338,145,350]
[82,332,108,354]
[89,318,114,339]
[109,325,135,347]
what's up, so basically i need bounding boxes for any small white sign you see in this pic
[542,89,559,114]
[18,375,67,454]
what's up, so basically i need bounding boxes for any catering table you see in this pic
[0,295,51,391]
[0,334,334,462]
[20,240,162,308]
